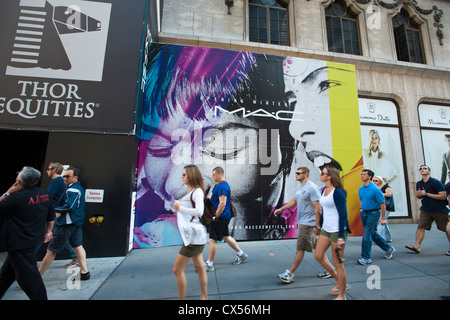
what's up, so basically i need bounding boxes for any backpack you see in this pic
[190,189,215,226]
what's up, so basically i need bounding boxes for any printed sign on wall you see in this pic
[133,44,364,248]
[0,0,148,133]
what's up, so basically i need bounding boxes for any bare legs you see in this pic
[173,252,208,300]
[314,235,347,300]
[39,245,88,276]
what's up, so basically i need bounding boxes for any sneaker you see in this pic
[204,262,215,272]
[80,271,91,280]
[384,246,396,260]
[232,252,248,265]
[357,258,372,265]
[64,259,80,269]
[318,270,332,279]
[277,270,294,284]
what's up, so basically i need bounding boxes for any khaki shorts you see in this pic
[297,225,316,252]
[179,244,205,258]
[418,210,449,232]
[320,229,348,243]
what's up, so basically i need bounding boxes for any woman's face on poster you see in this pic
[283,57,343,172]
[142,106,262,210]
[371,131,380,150]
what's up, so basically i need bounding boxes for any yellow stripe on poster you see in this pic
[327,61,364,236]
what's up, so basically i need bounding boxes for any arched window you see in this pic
[392,9,425,64]
[249,0,288,45]
[325,0,361,55]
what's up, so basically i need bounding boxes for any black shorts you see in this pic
[48,224,83,253]
[208,218,230,241]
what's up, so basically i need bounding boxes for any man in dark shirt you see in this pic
[0,167,55,300]
[406,165,450,255]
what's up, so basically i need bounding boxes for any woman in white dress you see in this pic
[172,165,208,300]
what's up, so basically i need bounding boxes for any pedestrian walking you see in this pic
[172,165,208,300]
[39,167,90,280]
[275,167,324,284]
[358,169,395,265]
[0,167,55,300]
[205,167,247,271]
[406,165,450,255]
[36,162,79,267]
[373,176,394,242]
[314,166,351,300]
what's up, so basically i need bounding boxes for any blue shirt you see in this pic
[47,176,67,206]
[359,182,385,211]
[211,181,232,220]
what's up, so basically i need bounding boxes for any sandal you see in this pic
[405,245,420,254]
[329,284,351,295]
[446,250,450,256]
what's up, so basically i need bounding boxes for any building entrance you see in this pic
[0,130,49,193]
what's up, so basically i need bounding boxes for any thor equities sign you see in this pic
[0,0,149,133]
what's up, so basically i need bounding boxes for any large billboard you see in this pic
[133,44,364,248]
[0,0,148,133]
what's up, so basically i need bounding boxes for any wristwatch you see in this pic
[2,193,9,197]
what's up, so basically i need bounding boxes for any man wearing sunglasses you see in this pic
[275,167,322,284]
[39,167,90,280]
[406,165,450,255]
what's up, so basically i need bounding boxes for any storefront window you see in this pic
[359,98,410,218]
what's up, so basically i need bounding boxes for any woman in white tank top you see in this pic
[314,166,350,300]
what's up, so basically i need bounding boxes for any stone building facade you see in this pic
[158,0,450,222]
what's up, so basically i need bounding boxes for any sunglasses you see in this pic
[295,172,305,175]
[419,167,429,171]
[62,175,73,179]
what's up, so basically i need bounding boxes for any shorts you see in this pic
[320,229,348,243]
[179,244,205,258]
[418,210,449,232]
[48,224,83,253]
[297,225,316,252]
[208,218,230,241]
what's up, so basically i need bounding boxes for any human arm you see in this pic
[0,182,24,202]
[333,188,349,240]
[273,198,296,216]
[43,220,54,243]
[312,200,322,235]
[174,189,204,217]
[215,195,227,219]
[43,203,55,243]
[379,202,386,224]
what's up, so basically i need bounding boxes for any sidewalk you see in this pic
[1,223,449,300]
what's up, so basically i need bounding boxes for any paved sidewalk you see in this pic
[1,223,449,300]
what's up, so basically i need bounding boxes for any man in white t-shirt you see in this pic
[274,167,325,284]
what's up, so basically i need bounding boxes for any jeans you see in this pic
[360,210,391,260]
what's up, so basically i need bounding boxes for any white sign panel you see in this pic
[85,189,104,203]
[359,98,398,125]
[419,104,450,129]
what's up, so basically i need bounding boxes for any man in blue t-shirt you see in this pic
[205,167,248,271]
[406,165,450,255]
[358,169,395,265]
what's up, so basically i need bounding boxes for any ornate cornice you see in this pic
[353,0,444,45]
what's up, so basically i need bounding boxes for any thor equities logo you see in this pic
[5,0,111,82]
